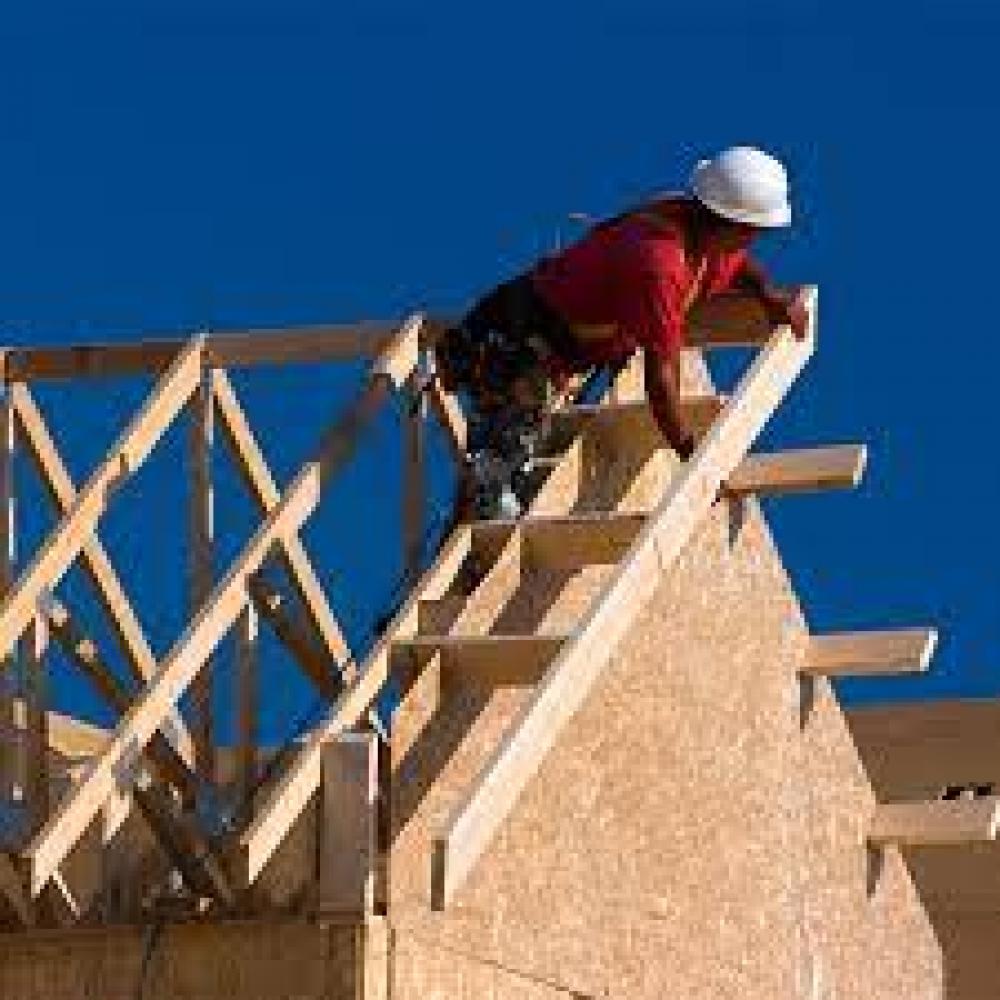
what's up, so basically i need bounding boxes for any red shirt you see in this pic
[530,198,749,364]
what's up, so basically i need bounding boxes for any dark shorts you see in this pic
[437,274,583,518]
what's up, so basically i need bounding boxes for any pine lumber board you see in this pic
[21,316,423,897]
[472,513,647,571]
[725,444,868,496]
[431,288,817,909]
[0,335,204,664]
[869,798,1000,846]
[211,368,351,670]
[41,598,235,902]
[550,395,724,443]
[11,382,196,767]
[238,523,473,885]
[1,321,399,382]
[395,635,565,687]
[248,577,340,699]
[801,628,938,677]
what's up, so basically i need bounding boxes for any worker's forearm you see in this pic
[647,380,694,459]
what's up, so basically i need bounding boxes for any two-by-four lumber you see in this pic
[23,614,48,835]
[23,316,424,898]
[239,523,473,885]
[211,368,352,673]
[319,733,378,916]
[189,373,215,782]
[41,594,235,903]
[549,395,724,445]
[0,391,18,800]
[725,444,868,496]
[0,335,205,663]
[402,371,426,589]
[432,288,818,909]
[1,321,400,383]
[235,603,258,803]
[11,381,195,768]
[395,635,566,687]
[869,797,1000,846]
[41,594,196,797]
[801,628,938,677]
[472,513,647,572]
[248,577,339,700]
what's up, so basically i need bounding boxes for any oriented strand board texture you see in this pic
[388,354,940,998]
[0,917,382,1000]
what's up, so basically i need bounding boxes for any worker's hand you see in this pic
[673,432,697,462]
[764,287,810,340]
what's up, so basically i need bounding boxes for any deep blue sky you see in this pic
[0,0,996,735]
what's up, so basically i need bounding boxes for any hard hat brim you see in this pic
[692,189,792,229]
[690,159,792,229]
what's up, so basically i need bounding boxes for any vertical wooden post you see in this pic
[0,389,17,801]
[402,371,425,589]
[235,600,258,804]
[319,733,378,916]
[24,611,48,834]
[189,369,214,785]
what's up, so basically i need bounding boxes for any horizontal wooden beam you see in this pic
[869,798,1000,846]
[726,444,867,496]
[2,322,398,383]
[22,317,424,897]
[0,291,785,385]
[472,513,647,571]
[239,523,473,885]
[395,635,565,687]
[802,628,938,677]
[432,288,817,909]
[549,395,724,447]
[0,335,204,663]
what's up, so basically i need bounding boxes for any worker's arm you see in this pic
[733,257,809,340]
[644,349,696,460]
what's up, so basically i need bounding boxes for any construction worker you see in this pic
[436,146,809,520]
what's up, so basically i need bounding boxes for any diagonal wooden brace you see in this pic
[12,382,196,769]
[0,335,204,663]
[22,315,423,897]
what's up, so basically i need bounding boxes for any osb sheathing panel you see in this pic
[0,918,381,1000]
[391,930,567,1000]
[389,497,942,998]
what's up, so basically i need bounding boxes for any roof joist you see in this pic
[394,635,565,687]
[870,798,1000,847]
[802,628,938,678]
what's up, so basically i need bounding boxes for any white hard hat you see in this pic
[690,147,792,228]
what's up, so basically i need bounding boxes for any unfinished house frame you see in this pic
[0,288,987,998]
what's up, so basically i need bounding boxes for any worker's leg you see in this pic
[437,278,558,520]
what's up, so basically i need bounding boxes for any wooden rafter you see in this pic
[239,524,472,884]
[22,315,424,897]
[41,594,234,903]
[869,798,1000,846]
[725,444,868,496]
[0,335,204,664]
[801,628,938,677]
[431,289,818,908]
[11,382,195,766]
[211,368,352,672]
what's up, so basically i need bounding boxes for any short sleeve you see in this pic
[617,241,686,359]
